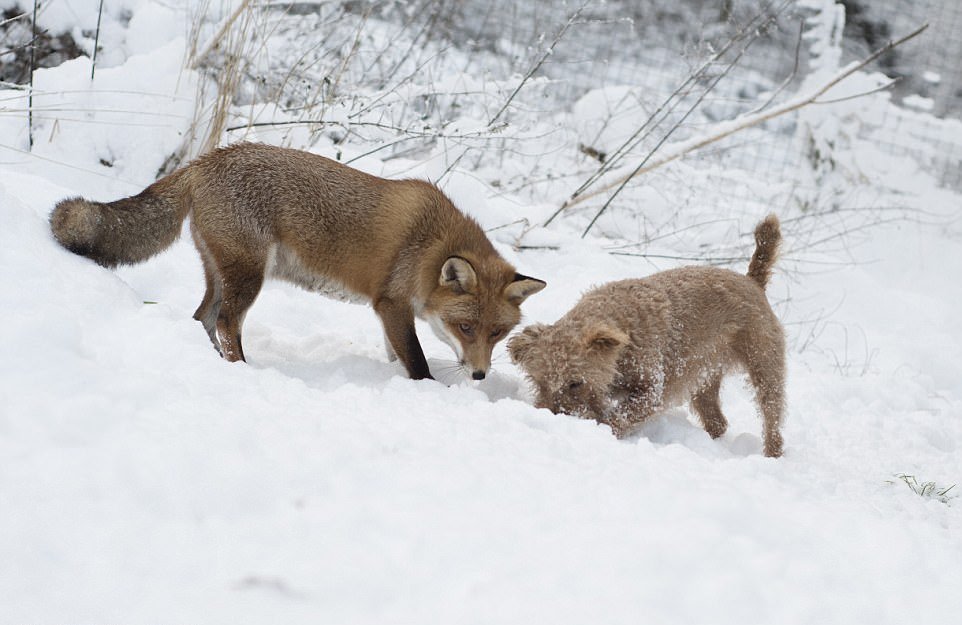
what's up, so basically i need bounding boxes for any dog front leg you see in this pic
[605,390,657,438]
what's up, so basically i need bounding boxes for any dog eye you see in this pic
[458,323,474,337]
[567,381,584,391]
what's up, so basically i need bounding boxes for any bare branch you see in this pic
[609,252,747,263]
[811,78,898,104]
[0,10,29,28]
[91,0,105,79]
[487,0,589,127]
[744,19,804,117]
[28,0,37,149]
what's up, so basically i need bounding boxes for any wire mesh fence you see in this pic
[3,0,959,196]
[632,2,950,185]
[432,0,962,196]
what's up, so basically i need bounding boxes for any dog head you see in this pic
[508,321,628,420]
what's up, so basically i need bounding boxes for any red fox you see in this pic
[50,142,546,380]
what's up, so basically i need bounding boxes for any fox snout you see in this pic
[458,352,490,380]
[460,341,494,381]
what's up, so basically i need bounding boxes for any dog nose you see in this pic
[472,370,486,380]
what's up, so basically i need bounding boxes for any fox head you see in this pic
[508,321,628,420]
[423,256,545,380]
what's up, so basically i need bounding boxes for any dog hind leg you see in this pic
[744,346,786,458]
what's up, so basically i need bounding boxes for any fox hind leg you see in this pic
[192,231,223,353]
[194,225,266,363]
[214,260,264,363]
[383,329,398,362]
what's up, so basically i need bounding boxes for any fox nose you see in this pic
[472,370,486,380]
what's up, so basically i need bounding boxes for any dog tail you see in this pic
[50,168,192,268]
[747,214,781,290]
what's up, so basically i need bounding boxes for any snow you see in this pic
[903,94,935,111]
[2,2,962,624]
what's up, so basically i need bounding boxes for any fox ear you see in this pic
[584,324,628,354]
[507,323,548,364]
[440,256,477,294]
[504,273,546,305]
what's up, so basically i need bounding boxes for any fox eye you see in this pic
[490,328,504,340]
[458,323,474,337]
[567,381,584,391]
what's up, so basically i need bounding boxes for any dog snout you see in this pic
[535,398,561,414]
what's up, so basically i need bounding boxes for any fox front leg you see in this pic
[374,297,433,380]
[382,329,398,363]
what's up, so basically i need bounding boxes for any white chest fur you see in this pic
[265,243,369,304]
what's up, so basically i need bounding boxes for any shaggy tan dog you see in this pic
[509,215,786,457]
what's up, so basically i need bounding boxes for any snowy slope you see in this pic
[2,2,962,624]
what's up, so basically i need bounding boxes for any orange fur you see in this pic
[50,142,545,379]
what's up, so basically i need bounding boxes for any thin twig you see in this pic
[0,143,143,186]
[434,148,469,185]
[327,7,370,106]
[4,106,189,117]
[811,78,898,104]
[189,0,253,69]
[28,0,37,149]
[485,218,528,233]
[487,0,589,127]
[744,19,804,116]
[225,118,504,138]
[609,252,747,263]
[0,86,195,101]
[347,44,450,120]
[603,217,739,250]
[0,11,29,28]
[378,0,443,88]
[342,124,503,165]
[91,0,105,79]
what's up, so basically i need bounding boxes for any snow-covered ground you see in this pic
[2,1,961,623]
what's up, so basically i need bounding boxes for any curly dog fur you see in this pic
[509,215,786,457]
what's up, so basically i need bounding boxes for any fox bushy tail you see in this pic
[50,170,191,268]
[746,214,781,290]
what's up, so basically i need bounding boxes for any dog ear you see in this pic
[507,324,547,364]
[504,273,546,305]
[440,256,477,294]
[584,324,628,354]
